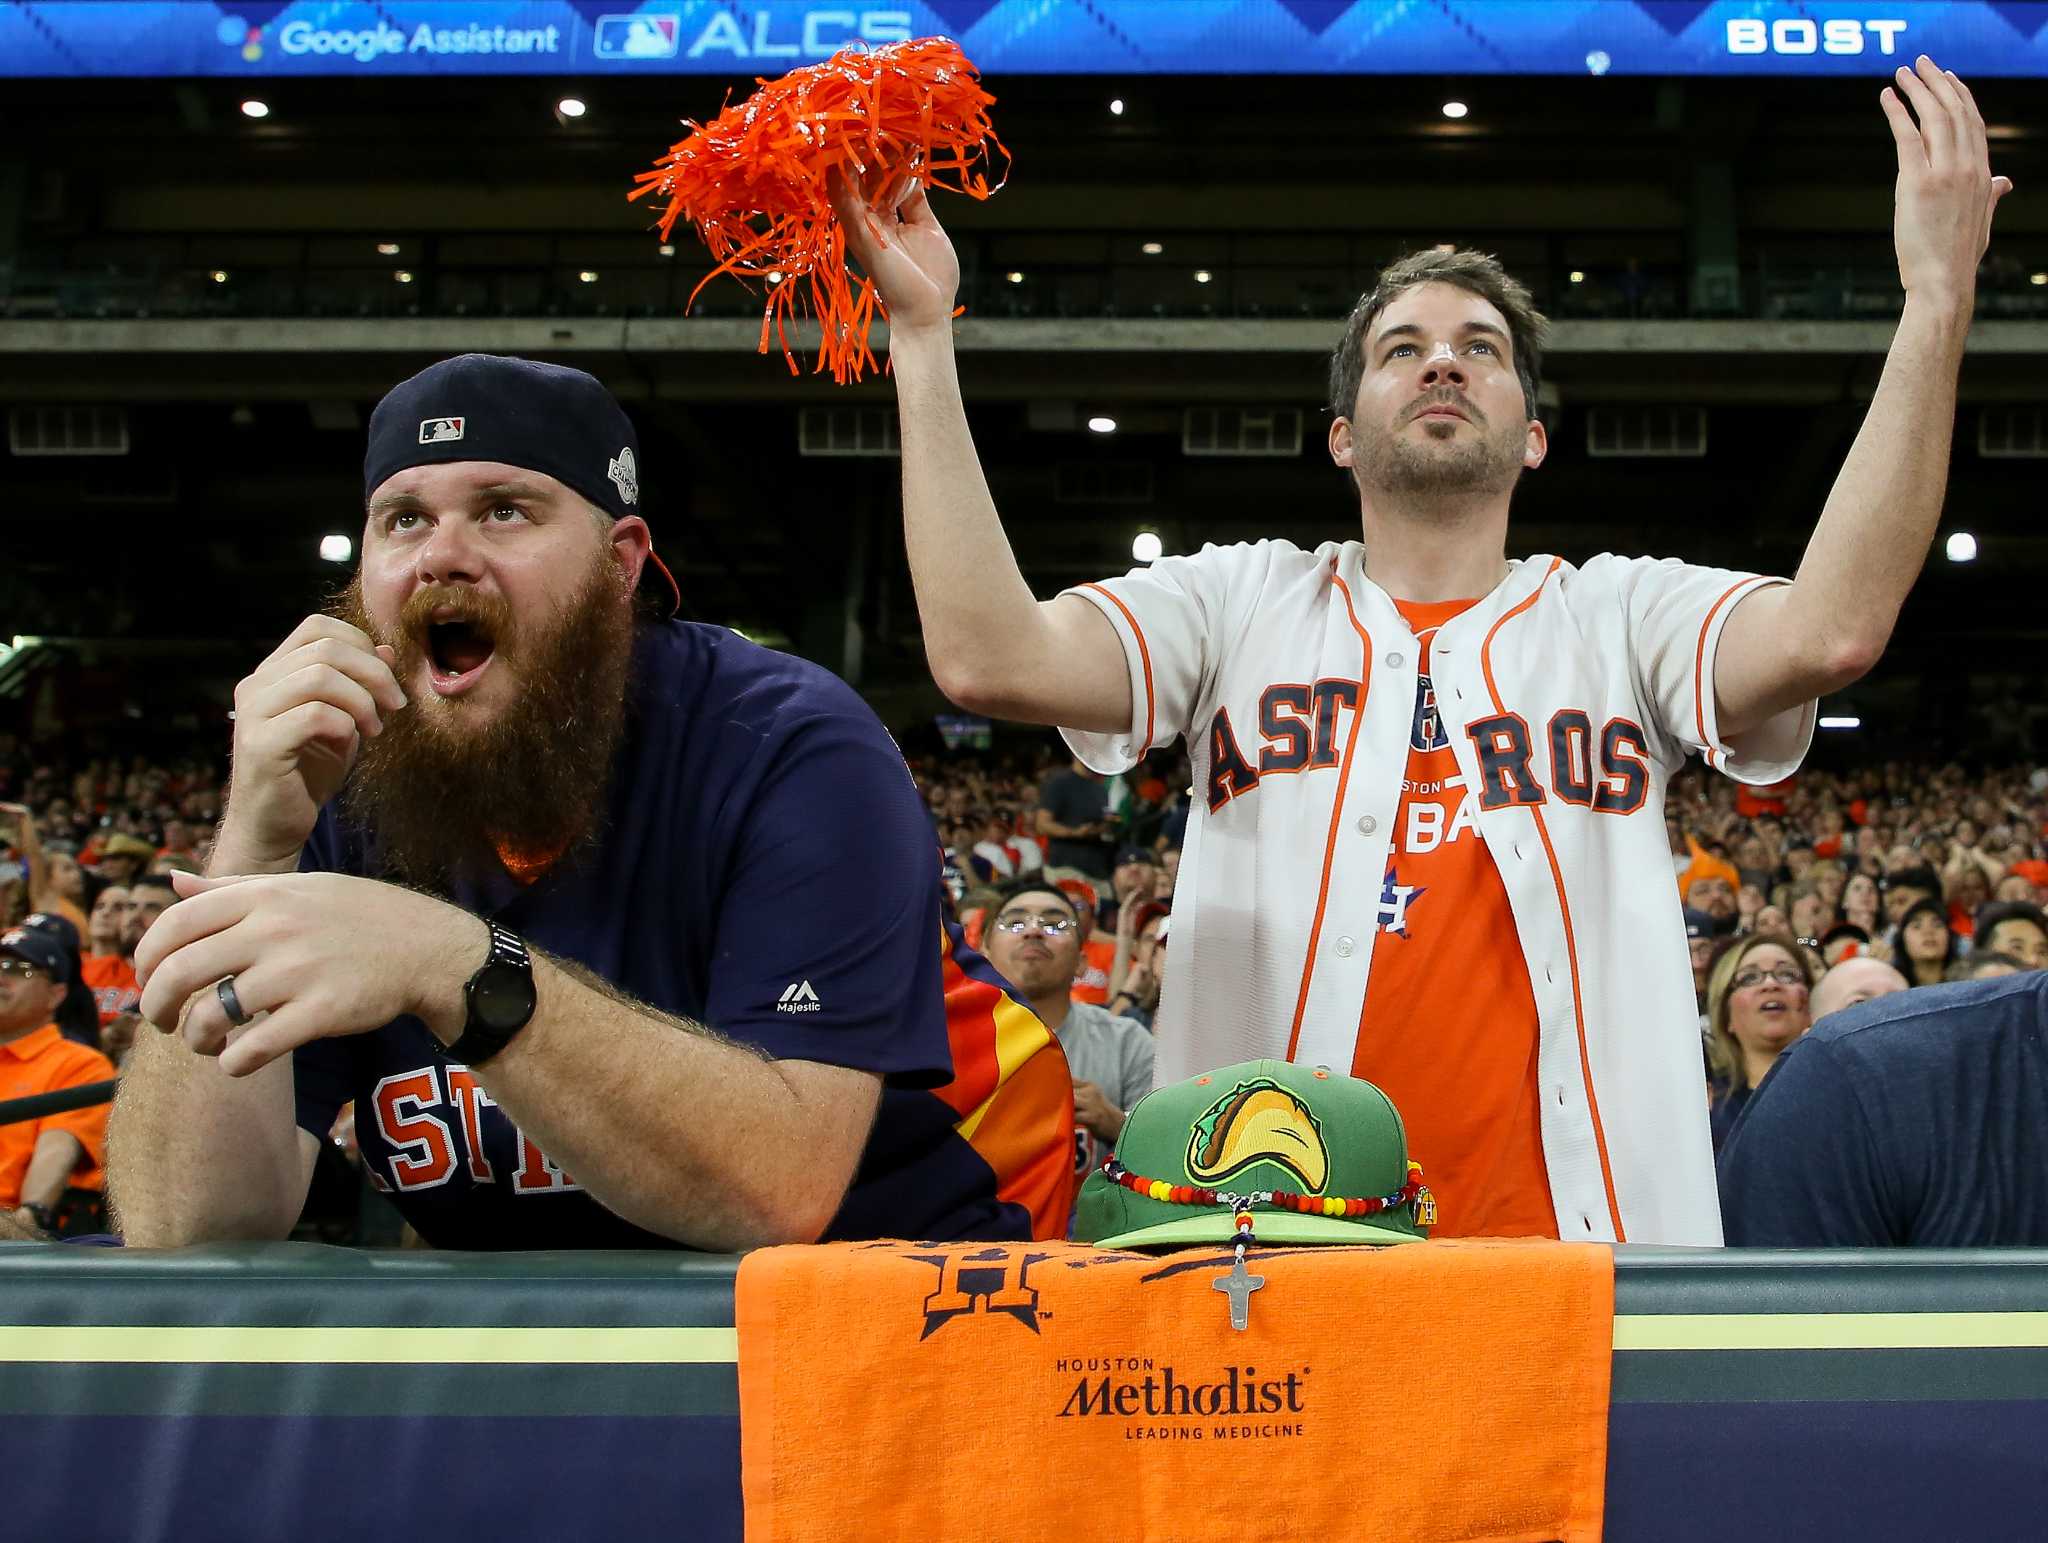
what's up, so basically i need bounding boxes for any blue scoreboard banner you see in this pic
[4,2,2048,78]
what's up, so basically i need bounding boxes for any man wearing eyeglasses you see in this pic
[0,925,116,1234]
[981,881,1153,1230]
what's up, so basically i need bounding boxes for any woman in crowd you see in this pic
[1894,897,1960,989]
[1706,934,1820,1151]
[1840,871,1882,934]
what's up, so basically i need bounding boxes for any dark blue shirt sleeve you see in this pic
[1717,1037,1899,1247]
[289,813,356,1139]
[701,711,953,1087]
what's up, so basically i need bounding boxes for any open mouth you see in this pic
[423,613,498,696]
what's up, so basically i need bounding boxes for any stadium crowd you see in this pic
[4,731,2047,1243]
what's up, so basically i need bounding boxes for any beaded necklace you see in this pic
[1100,1157,1436,1331]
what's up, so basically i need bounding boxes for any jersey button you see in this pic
[1335,936,1356,958]
[1386,651,1405,669]
[1357,815,1378,835]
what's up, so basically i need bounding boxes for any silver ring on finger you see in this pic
[216,975,254,1029]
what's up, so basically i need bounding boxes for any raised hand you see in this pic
[221,616,408,869]
[827,169,961,337]
[1882,57,2013,309]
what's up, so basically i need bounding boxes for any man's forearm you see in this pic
[889,327,1056,712]
[431,953,880,1252]
[107,1023,308,1244]
[1785,295,1970,672]
[19,1129,83,1211]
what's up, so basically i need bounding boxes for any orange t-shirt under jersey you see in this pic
[1350,598,1557,1240]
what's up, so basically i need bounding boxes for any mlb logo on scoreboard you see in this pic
[594,13,680,60]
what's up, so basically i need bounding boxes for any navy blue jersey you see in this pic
[293,621,1066,1249]
[1718,973,2048,1247]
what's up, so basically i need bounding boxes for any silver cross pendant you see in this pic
[1212,1255,1265,1331]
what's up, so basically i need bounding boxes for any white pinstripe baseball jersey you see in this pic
[1061,540,1816,1246]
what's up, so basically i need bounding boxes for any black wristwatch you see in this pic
[443,924,537,1067]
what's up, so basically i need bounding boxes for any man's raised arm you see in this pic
[1714,58,2013,738]
[831,175,1130,733]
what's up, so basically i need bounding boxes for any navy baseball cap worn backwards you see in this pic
[363,353,679,616]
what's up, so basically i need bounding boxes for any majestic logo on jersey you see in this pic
[1410,673,1449,752]
[776,979,822,1013]
[1206,686,1651,821]
[417,416,465,444]
[1186,1079,1329,1193]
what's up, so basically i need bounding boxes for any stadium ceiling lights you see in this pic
[1109,98,1125,115]
[394,270,414,284]
[376,241,401,256]
[1818,716,1862,731]
[1132,530,1163,563]
[1441,100,1469,119]
[1141,241,1163,256]
[1006,270,1025,284]
[1946,531,1979,563]
[556,96,588,119]
[239,99,270,119]
[2032,272,2048,286]
[1193,269,1213,284]
[319,535,353,564]
[1088,416,1118,434]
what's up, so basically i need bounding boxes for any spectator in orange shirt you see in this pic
[81,883,139,1026]
[0,924,116,1232]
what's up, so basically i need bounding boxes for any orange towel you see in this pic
[738,1237,1613,1543]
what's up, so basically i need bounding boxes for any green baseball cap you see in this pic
[1075,1059,1432,1250]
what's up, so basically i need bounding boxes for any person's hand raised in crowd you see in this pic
[1119,959,1159,1012]
[1071,1080,1126,1145]
[1115,895,1141,940]
[219,617,408,870]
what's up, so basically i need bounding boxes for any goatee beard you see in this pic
[330,553,637,894]
[1352,406,1526,506]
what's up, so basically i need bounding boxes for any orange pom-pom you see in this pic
[628,37,1006,384]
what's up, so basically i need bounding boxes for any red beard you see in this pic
[329,550,637,892]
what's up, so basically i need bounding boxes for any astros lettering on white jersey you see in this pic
[1060,541,1817,1246]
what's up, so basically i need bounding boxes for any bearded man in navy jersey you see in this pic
[109,354,1072,1251]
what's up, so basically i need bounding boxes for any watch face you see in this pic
[473,961,536,1033]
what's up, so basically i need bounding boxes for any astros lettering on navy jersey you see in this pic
[1061,542,1816,1246]
[293,621,1073,1249]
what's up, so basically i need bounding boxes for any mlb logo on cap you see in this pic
[418,417,466,444]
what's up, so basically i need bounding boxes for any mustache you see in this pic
[1406,388,1483,425]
